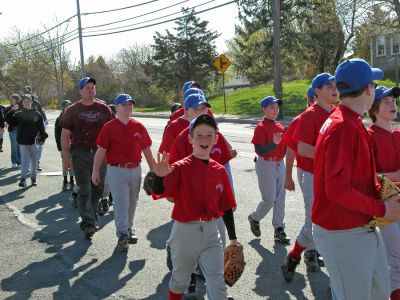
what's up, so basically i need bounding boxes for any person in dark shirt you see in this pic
[0,103,5,152]
[6,94,48,187]
[4,94,22,167]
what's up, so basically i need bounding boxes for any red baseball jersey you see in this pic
[169,128,232,165]
[293,103,336,173]
[170,107,214,122]
[312,105,385,230]
[281,115,302,164]
[154,156,236,222]
[251,118,286,160]
[96,118,152,165]
[159,118,190,153]
[368,125,400,174]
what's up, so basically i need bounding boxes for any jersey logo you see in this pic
[216,183,224,193]
[320,118,333,134]
[133,132,142,138]
[79,111,103,123]
[211,147,222,155]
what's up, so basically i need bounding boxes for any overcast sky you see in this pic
[0,0,239,64]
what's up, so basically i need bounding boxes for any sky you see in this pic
[0,0,239,64]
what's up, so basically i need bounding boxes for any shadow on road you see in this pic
[146,220,174,250]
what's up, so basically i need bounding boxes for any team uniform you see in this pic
[153,155,236,299]
[368,124,400,297]
[281,115,301,166]
[96,116,152,248]
[249,116,287,238]
[159,118,190,153]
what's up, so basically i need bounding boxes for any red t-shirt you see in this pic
[159,118,190,153]
[281,115,302,164]
[251,118,286,160]
[61,100,114,149]
[293,104,335,173]
[96,118,152,165]
[170,107,214,122]
[155,156,236,222]
[169,128,232,165]
[368,125,400,174]
[312,105,385,230]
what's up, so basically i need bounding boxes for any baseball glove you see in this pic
[143,171,155,196]
[367,175,400,228]
[224,244,245,287]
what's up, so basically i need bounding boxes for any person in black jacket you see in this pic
[0,103,5,152]
[4,94,22,167]
[7,94,48,187]
[55,100,74,190]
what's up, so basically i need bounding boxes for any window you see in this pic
[376,35,386,56]
[392,33,400,54]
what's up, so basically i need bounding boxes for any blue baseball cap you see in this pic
[307,86,315,99]
[189,114,217,133]
[184,88,211,108]
[335,59,384,94]
[114,93,135,105]
[182,81,200,94]
[374,86,400,101]
[260,96,282,108]
[311,73,335,91]
[78,77,96,89]
[184,94,208,109]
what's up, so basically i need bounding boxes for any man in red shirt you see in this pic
[368,85,400,300]
[312,59,400,300]
[61,77,114,240]
[248,96,289,244]
[92,94,154,251]
[282,73,337,280]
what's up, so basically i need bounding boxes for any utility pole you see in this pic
[76,0,85,76]
[272,0,283,119]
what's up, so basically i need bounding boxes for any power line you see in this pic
[2,15,77,47]
[83,0,189,30]
[82,0,236,38]
[81,0,163,16]
[83,0,216,34]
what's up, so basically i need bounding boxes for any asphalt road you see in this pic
[0,111,331,300]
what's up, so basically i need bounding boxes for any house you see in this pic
[370,30,400,80]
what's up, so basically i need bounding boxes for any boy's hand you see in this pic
[285,177,295,191]
[92,171,100,186]
[152,152,175,177]
[273,132,283,144]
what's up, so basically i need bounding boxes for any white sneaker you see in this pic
[12,164,18,168]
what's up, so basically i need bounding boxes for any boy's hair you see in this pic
[368,99,381,123]
[337,82,369,100]
[189,114,217,136]
[10,94,21,101]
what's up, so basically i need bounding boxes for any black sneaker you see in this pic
[248,214,261,237]
[281,253,300,282]
[99,198,109,215]
[317,252,325,267]
[31,178,37,186]
[108,193,113,206]
[37,167,42,172]
[118,235,129,252]
[62,181,68,191]
[18,179,27,188]
[304,250,321,272]
[166,242,173,271]
[71,192,78,208]
[186,273,197,294]
[127,228,138,244]
[69,180,75,189]
[84,225,96,240]
[274,227,290,244]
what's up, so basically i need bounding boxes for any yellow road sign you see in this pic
[213,54,231,73]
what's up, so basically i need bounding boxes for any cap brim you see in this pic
[371,68,384,81]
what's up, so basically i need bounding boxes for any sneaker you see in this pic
[166,242,173,271]
[69,180,75,189]
[12,163,18,168]
[0,148,3,152]
[128,228,138,244]
[84,225,96,240]
[227,297,234,300]
[304,250,321,272]
[108,193,113,206]
[31,178,37,186]
[248,214,261,237]
[62,181,69,191]
[317,252,324,267]
[97,198,109,216]
[118,235,129,252]
[18,179,27,188]
[281,253,300,282]
[71,192,78,208]
[185,273,197,294]
[274,227,290,244]
[37,167,42,172]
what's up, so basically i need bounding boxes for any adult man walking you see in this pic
[61,77,113,240]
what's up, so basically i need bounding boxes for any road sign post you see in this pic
[213,54,231,114]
